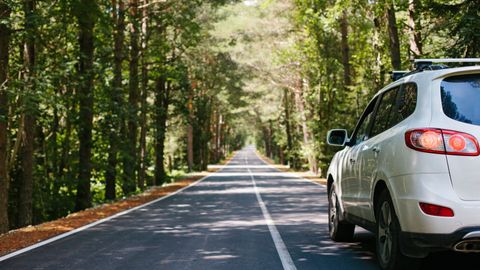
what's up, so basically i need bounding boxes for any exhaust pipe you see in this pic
[454,240,480,253]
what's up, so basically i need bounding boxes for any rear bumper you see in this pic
[389,173,480,234]
[400,227,480,258]
[388,173,480,257]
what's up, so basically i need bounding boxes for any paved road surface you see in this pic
[1,147,479,269]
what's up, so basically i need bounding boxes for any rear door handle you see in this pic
[372,147,380,153]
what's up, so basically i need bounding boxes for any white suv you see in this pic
[326,59,480,270]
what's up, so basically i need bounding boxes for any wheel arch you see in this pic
[327,174,334,194]
[373,180,388,219]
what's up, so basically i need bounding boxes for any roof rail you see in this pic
[390,58,480,82]
[414,58,480,64]
[414,58,480,72]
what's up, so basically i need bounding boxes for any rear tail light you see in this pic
[405,128,480,156]
[419,202,454,217]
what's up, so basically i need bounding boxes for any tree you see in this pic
[105,0,125,200]
[138,0,150,188]
[126,0,140,191]
[0,1,11,234]
[386,0,401,69]
[154,73,168,185]
[407,0,422,58]
[74,0,98,211]
[340,9,352,88]
[427,0,480,57]
[187,81,194,172]
[18,0,37,227]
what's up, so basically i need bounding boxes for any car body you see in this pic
[326,62,480,269]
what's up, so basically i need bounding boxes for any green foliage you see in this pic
[426,0,480,57]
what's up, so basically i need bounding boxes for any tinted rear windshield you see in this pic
[441,74,480,125]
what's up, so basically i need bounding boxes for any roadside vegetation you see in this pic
[0,0,478,234]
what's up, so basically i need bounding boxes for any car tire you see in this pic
[375,190,420,270]
[328,184,355,242]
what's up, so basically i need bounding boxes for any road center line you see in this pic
[248,167,297,270]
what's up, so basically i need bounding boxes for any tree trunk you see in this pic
[386,2,401,70]
[212,110,221,162]
[105,0,125,200]
[0,2,11,234]
[201,98,211,170]
[268,120,274,159]
[125,0,139,193]
[58,85,73,180]
[50,90,59,198]
[154,76,167,186]
[340,9,352,88]
[187,88,194,172]
[18,0,36,227]
[138,0,149,188]
[372,15,385,88]
[283,88,293,165]
[294,77,318,174]
[105,132,118,200]
[75,0,97,211]
[407,0,422,58]
[279,146,285,165]
[263,125,271,158]
[217,114,223,159]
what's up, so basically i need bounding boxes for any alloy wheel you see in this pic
[378,201,393,265]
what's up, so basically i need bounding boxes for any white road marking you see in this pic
[248,166,297,270]
[0,153,239,262]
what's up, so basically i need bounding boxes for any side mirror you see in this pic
[327,129,349,147]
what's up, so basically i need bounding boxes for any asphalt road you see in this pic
[1,146,480,270]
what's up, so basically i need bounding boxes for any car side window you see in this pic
[370,87,399,138]
[370,83,417,138]
[395,83,417,123]
[352,97,378,145]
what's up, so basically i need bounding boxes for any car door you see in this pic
[357,84,417,221]
[356,86,400,220]
[340,96,378,217]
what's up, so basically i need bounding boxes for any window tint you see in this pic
[370,88,399,137]
[370,83,417,138]
[355,112,374,145]
[441,74,480,125]
[352,98,377,145]
[391,83,417,125]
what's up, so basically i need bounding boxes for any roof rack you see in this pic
[414,58,480,64]
[414,58,480,71]
[390,58,480,82]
